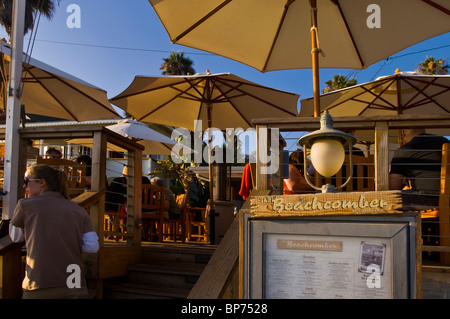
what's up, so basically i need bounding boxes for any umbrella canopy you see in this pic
[0,43,120,121]
[149,0,450,116]
[299,72,450,117]
[63,118,190,156]
[111,72,299,243]
[106,118,191,155]
[109,72,299,131]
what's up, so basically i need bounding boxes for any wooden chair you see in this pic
[141,184,165,242]
[35,156,87,197]
[181,193,209,242]
[104,204,126,242]
[322,154,375,192]
[161,195,185,242]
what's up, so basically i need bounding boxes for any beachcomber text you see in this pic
[271,195,389,214]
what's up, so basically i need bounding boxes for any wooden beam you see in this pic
[91,131,107,245]
[71,189,105,208]
[374,121,389,191]
[0,245,22,299]
[255,125,269,191]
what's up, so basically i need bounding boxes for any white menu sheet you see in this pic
[264,234,392,299]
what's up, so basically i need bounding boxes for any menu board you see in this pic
[264,234,391,299]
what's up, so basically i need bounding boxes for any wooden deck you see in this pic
[422,263,450,299]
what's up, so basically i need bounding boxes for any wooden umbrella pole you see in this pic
[310,0,321,117]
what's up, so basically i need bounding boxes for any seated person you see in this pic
[105,165,150,212]
[45,147,62,159]
[150,177,181,219]
[389,128,448,209]
[283,149,312,194]
[76,154,92,189]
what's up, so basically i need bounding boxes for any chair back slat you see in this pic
[141,184,165,242]
[142,184,165,211]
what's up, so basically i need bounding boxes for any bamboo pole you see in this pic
[310,0,321,118]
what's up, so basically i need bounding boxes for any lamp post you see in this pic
[298,111,356,193]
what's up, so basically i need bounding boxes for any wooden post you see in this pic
[439,144,450,265]
[127,148,142,246]
[0,245,22,299]
[91,131,107,244]
[207,102,216,245]
[256,125,269,191]
[375,121,389,191]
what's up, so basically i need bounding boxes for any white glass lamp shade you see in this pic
[310,139,345,177]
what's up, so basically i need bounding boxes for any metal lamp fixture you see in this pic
[298,111,356,193]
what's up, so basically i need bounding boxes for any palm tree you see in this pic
[417,56,449,75]
[323,74,357,93]
[160,51,195,75]
[0,0,61,37]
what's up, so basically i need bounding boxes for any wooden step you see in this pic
[103,278,190,299]
[127,261,204,288]
[141,242,216,264]
[102,242,217,299]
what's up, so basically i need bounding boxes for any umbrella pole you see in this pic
[207,104,216,244]
[310,0,321,117]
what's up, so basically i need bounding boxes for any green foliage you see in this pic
[323,74,357,93]
[0,0,61,36]
[150,156,209,207]
[160,51,196,75]
[416,56,449,75]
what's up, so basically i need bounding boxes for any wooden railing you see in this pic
[188,213,240,298]
[0,125,147,298]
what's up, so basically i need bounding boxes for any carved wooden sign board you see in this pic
[242,190,420,299]
[250,190,402,217]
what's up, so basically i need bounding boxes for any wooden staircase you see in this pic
[102,243,217,299]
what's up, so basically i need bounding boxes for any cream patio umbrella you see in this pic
[300,72,450,117]
[148,0,450,117]
[110,72,299,131]
[110,71,300,243]
[66,118,192,156]
[106,118,191,155]
[0,42,120,121]
[300,72,450,147]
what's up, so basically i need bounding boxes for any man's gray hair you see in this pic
[151,176,165,187]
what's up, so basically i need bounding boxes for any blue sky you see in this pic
[1,0,449,152]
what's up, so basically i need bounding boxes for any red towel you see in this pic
[239,163,252,200]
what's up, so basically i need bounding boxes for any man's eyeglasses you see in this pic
[23,178,41,187]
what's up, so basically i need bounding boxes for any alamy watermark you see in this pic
[367,4,381,29]
[66,4,81,29]
[66,3,380,30]
[169,120,280,175]
[365,264,381,288]
[66,264,81,288]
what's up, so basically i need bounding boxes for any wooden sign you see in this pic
[250,191,402,217]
